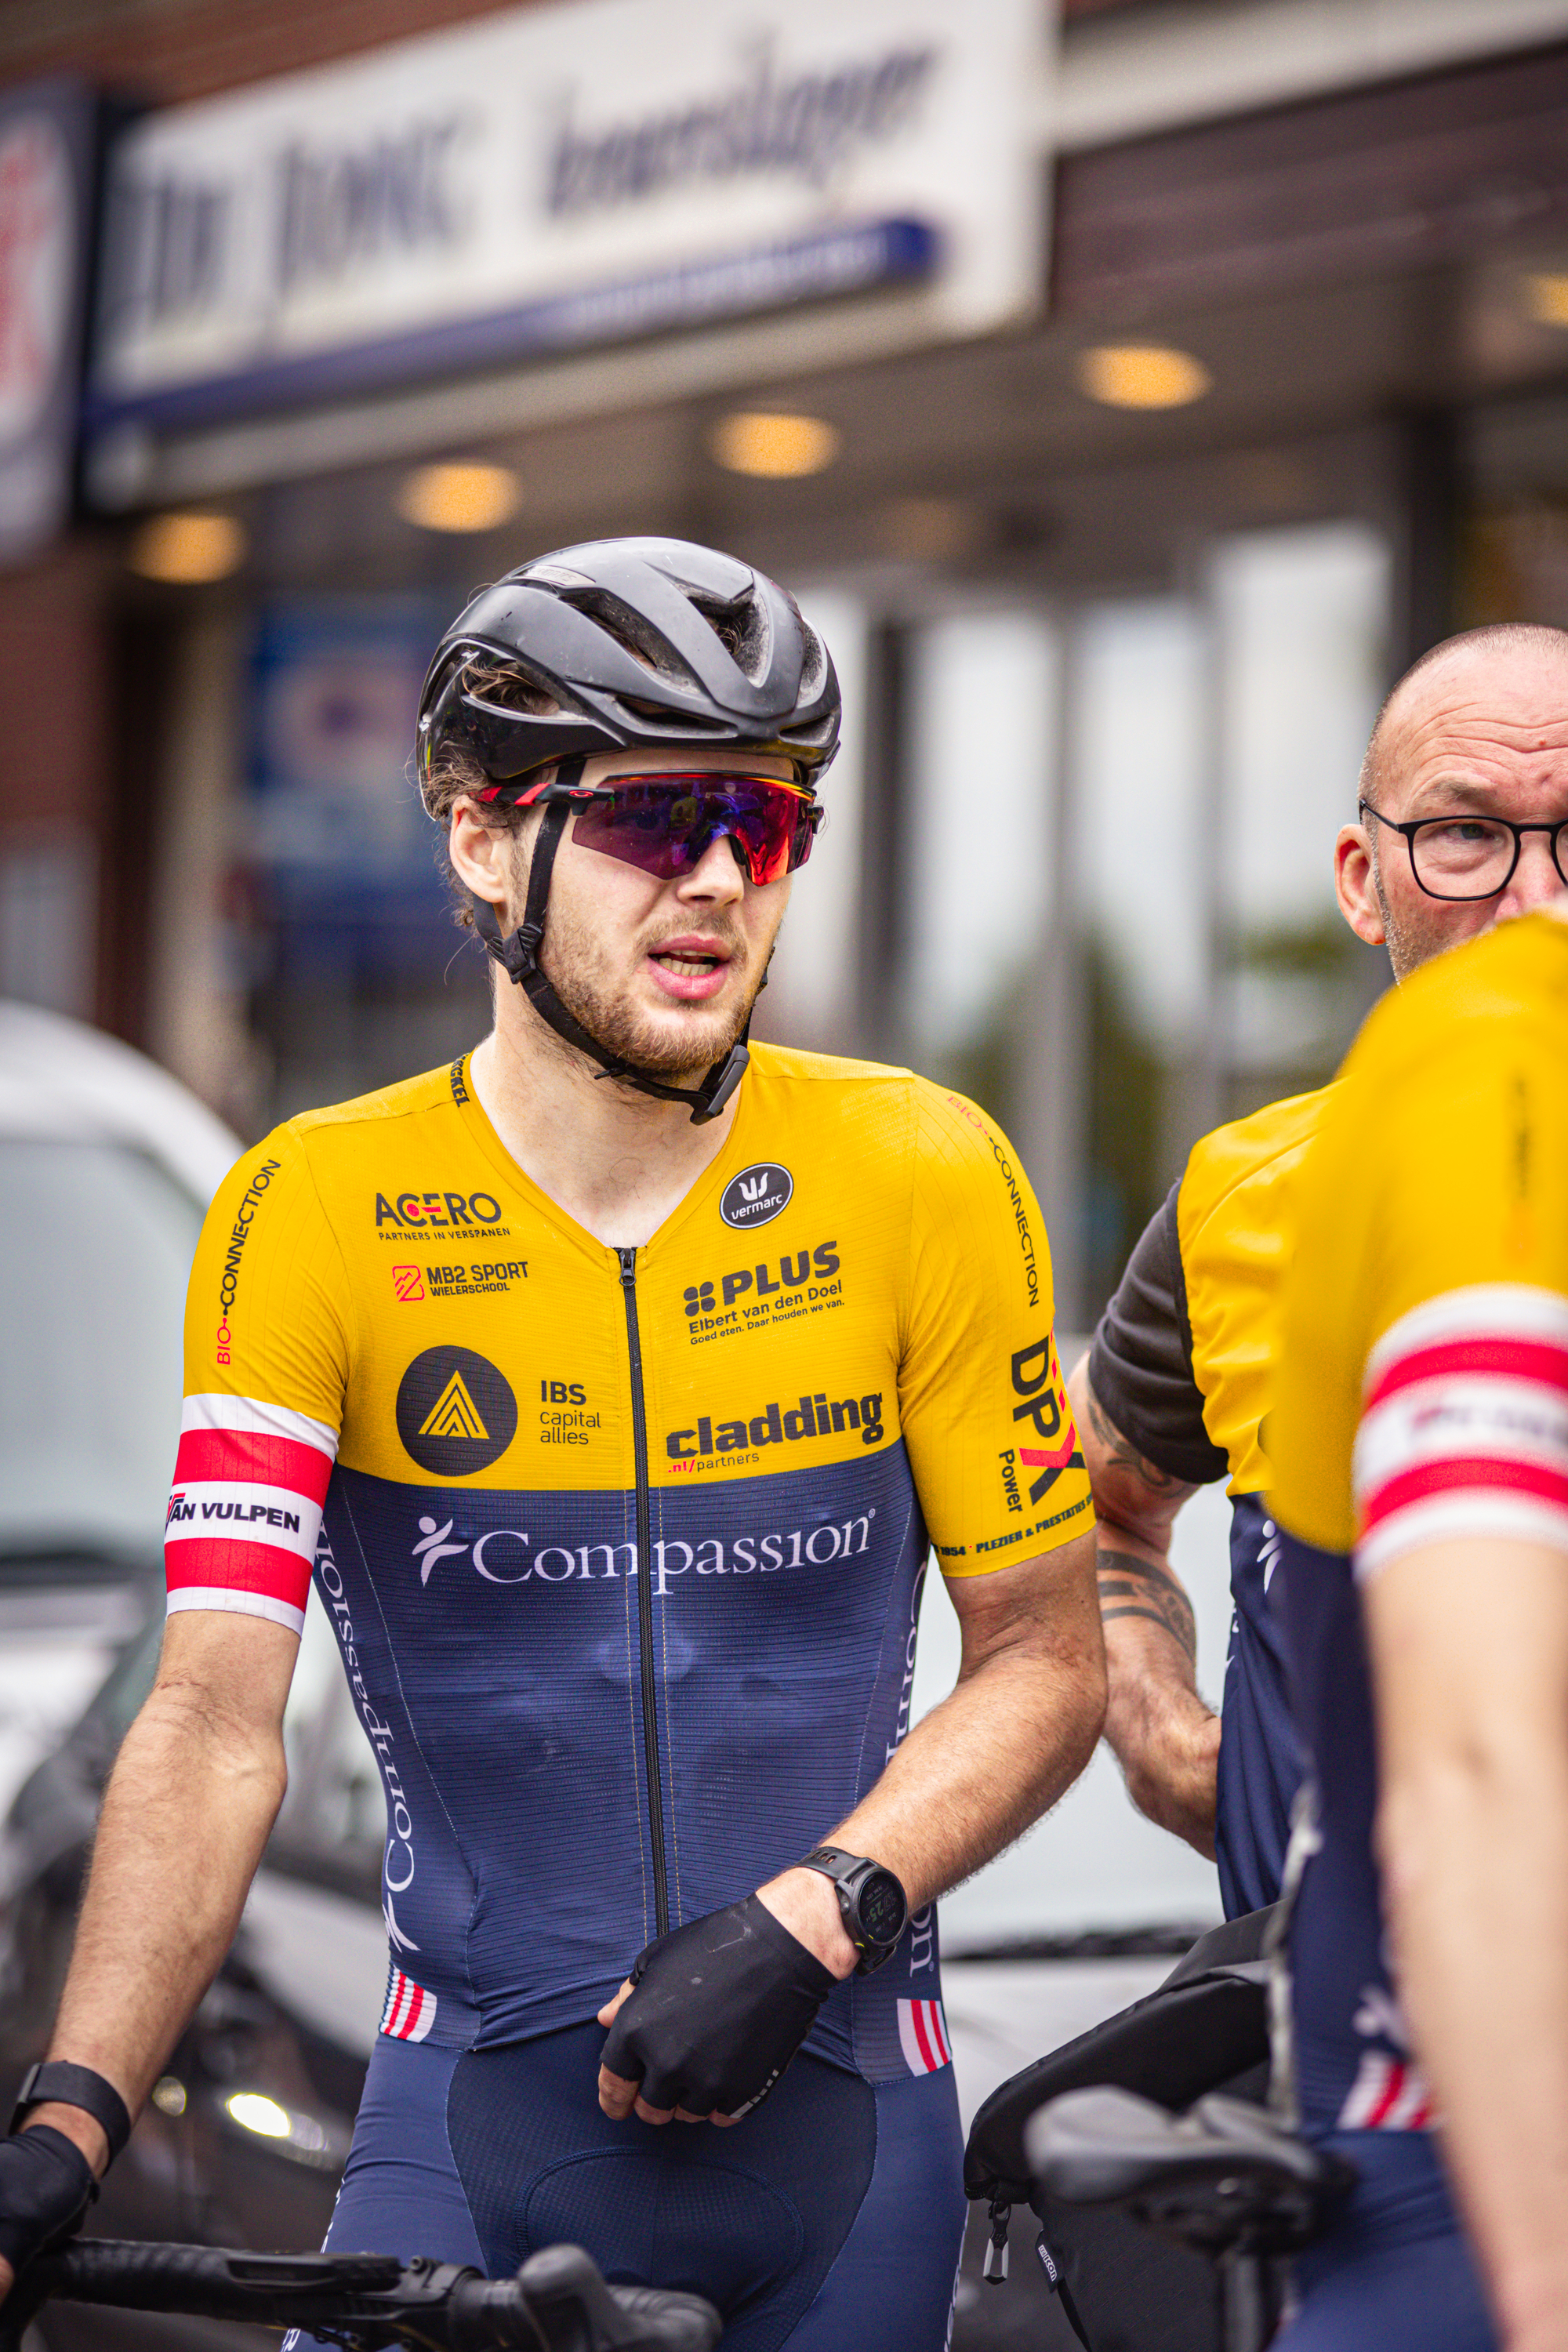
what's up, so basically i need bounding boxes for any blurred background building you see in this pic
[4,0,1568,1330]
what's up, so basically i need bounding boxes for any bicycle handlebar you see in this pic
[3,2238,722,2352]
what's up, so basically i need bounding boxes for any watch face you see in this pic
[858,1869,907,1946]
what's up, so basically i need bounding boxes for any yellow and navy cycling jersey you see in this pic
[1270,913,1568,2135]
[1087,1089,1329,1914]
[169,1042,1091,2081]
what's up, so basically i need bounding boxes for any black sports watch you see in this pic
[799,1846,909,1975]
[11,2061,131,2164]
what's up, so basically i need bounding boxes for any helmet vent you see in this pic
[460,656,561,718]
[689,590,770,685]
[561,587,692,684]
[619,696,728,733]
[796,619,826,702]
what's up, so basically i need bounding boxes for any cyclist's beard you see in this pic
[537,898,763,1083]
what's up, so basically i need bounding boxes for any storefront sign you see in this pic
[90,0,1044,431]
[249,597,455,976]
[0,82,98,565]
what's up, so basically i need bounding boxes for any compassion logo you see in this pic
[412,1508,880,1597]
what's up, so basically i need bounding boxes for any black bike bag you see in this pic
[962,1905,1278,2352]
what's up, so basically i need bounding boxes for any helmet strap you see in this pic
[470,760,750,1126]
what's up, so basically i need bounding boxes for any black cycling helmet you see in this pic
[416,536,840,1124]
[416,535,840,805]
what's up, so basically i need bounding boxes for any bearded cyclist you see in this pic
[1069,622,1568,1920]
[0,539,1105,2352]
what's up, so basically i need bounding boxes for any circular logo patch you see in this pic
[396,1346,517,1477]
[720,1163,793,1230]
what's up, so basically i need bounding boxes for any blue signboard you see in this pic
[249,598,456,979]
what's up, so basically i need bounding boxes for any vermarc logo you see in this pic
[720,1163,793,1229]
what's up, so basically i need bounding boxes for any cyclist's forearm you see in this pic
[1097,1533,1218,1854]
[43,1679,288,2142]
[822,1601,1105,1913]
[1367,1541,1568,2345]
[1379,1741,1568,2345]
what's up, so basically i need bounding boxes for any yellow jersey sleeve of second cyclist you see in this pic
[1270,913,1568,1564]
[167,1120,354,1635]
[900,1082,1093,1577]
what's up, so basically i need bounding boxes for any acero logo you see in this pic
[396,1346,517,1476]
[720,1163,793,1230]
[376,1190,503,1230]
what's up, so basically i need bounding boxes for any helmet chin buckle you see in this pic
[470,797,750,1126]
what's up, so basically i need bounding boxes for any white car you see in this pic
[0,1000,241,1811]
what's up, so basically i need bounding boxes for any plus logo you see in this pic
[684,1281,717,1318]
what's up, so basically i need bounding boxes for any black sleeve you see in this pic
[1086,1181,1229,1487]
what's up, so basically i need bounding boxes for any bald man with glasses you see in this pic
[1069,620,1568,1922]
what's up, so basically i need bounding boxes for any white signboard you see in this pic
[92,0,1046,431]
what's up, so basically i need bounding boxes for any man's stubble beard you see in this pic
[1369,841,1451,983]
[535,892,767,1083]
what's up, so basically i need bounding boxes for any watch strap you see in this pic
[11,2062,132,2164]
[798,1846,907,1975]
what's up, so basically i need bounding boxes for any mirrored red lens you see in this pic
[570,779,815,885]
[1410,818,1517,898]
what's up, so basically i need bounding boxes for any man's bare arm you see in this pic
[793,1523,1108,1913]
[1068,1354,1218,1856]
[2,1610,297,2294]
[1366,1538,1568,2352]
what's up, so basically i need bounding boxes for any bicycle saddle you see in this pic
[1026,2088,1357,2259]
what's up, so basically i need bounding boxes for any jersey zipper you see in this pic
[618,1246,670,1937]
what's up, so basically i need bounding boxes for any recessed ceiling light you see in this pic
[1077,345,1213,410]
[397,463,520,533]
[1524,273,1568,328]
[710,412,841,479]
[129,510,245,583]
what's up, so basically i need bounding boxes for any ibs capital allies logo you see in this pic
[396,1345,517,1475]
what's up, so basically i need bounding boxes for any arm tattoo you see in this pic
[1096,1548,1198,1664]
[1084,1385,1185,1498]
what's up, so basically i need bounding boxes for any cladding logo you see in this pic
[666,1388,882,1458]
[720,1163,793,1229]
[396,1346,517,1475]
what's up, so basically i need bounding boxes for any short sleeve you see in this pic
[1271,918,1568,1569]
[165,1124,351,1635]
[898,1084,1093,1575]
[1087,1183,1227,1486]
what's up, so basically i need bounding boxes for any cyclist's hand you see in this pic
[597,1892,840,2126]
[0,2125,98,2303]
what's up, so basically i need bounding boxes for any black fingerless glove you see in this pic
[0,2126,95,2274]
[601,1894,838,2119]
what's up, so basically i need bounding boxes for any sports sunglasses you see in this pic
[560,773,823,887]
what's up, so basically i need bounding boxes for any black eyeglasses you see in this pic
[1359,800,1568,902]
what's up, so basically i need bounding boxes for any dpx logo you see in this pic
[720,1163,793,1229]
[1008,1339,1083,1504]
